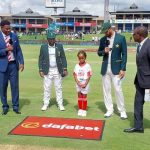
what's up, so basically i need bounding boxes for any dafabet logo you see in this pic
[21,122,100,131]
[21,122,39,128]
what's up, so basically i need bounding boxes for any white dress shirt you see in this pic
[139,37,148,52]
[48,44,57,68]
[107,32,115,64]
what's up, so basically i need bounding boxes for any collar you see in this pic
[140,37,148,47]
[2,32,10,38]
[48,43,55,48]
[107,31,115,40]
[79,62,86,67]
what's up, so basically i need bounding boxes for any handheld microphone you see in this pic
[105,39,110,47]
[105,39,112,52]
[9,39,13,45]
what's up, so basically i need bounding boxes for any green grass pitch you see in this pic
[0,45,149,150]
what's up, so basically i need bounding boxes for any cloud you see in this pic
[0,0,150,16]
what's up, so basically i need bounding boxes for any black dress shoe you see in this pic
[124,127,144,133]
[2,110,8,115]
[13,110,21,114]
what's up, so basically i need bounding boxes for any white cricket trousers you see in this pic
[102,64,126,113]
[43,67,63,106]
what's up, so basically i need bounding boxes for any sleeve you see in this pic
[38,45,43,72]
[87,64,92,77]
[0,35,7,57]
[121,36,127,71]
[16,35,24,65]
[0,48,7,57]
[97,37,107,57]
[60,44,67,70]
[73,64,77,77]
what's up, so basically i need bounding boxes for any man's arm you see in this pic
[60,44,68,76]
[97,37,108,57]
[121,36,127,71]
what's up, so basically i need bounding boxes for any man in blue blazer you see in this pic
[97,22,127,119]
[124,26,150,133]
[0,20,24,115]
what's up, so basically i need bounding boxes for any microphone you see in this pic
[105,39,112,51]
[105,39,110,47]
[9,39,13,45]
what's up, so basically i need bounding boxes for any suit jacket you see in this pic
[134,38,150,88]
[97,33,127,75]
[38,43,67,77]
[0,31,24,72]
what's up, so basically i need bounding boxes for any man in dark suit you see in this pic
[124,26,150,133]
[97,22,127,119]
[0,20,24,115]
[38,30,67,111]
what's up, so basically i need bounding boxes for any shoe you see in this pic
[59,105,65,111]
[13,110,21,114]
[120,111,128,120]
[2,109,8,115]
[124,127,144,133]
[78,109,82,116]
[41,105,48,111]
[104,111,113,118]
[82,110,87,117]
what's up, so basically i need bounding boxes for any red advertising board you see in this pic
[9,116,105,140]
[75,22,96,27]
[26,24,48,28]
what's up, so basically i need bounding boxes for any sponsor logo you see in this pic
[42,123,100,131]
[21,122,39,128]
[21,122,100,131]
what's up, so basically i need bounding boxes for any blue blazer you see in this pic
[97,33,127,75]
[0,31,24,72]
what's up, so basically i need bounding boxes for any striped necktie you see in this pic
[5,36,10,47]
[5,36,12,61]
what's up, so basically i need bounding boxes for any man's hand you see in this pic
[104,47,110,54]
[39,71,44,77]
[119,70,125,79]
[7,45,13,51]
[63,70,68,76]
[19,64,24,72]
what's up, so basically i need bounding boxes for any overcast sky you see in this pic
[0,0,149,16]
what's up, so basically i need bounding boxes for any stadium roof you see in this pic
[12,8,45,18]
[52,7,98,18]
[110,3,150,14]
[0,13,12,17]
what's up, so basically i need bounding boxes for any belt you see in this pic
[8,60,16,64]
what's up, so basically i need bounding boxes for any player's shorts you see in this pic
[76,84,90,94]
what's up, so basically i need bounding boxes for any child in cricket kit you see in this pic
[73,50,92,116]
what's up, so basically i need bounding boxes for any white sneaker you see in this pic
[59,105,65,111]
[41,105,48,111]
[82,110,87,117]
[120,111,127,119]
[104,111,113,118]
[78,109,83,116]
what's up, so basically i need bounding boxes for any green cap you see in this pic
[101,22,111,33]
[47,31,56,39]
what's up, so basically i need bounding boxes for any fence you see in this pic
[19,40,137,47]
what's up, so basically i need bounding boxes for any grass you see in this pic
[18,32,134,42]
[0,45,150,150]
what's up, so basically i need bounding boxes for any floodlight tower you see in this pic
[104,0,109,22]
